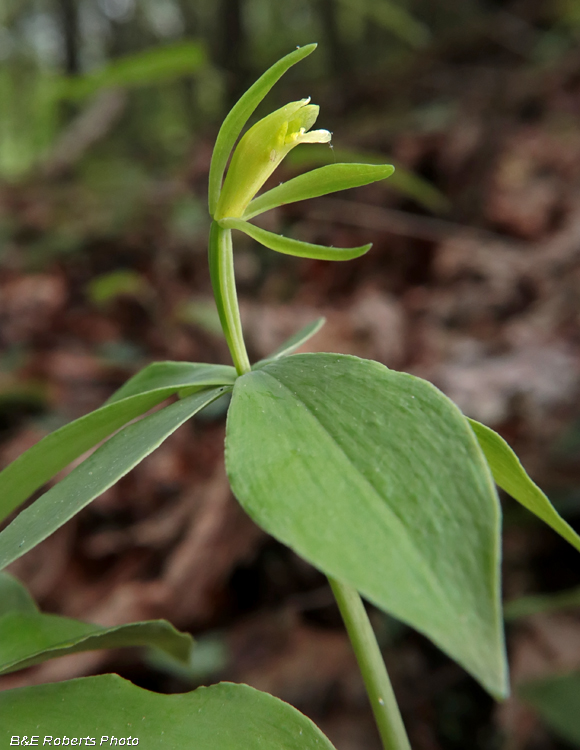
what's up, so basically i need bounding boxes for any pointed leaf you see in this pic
[226,354,507,698]
[0,364,235,524]
[220,218,371,260]
[468,418,580,553]
[0,573,193,673]
[0,387,227,571]
[208,44,317,216]
[254,317,326,368]
[106,361,236,404]
[244,163,394,219]
[0,391,165,525]
[519,672,580,746]
[0,573,37,615]
[0,675,337,749]
[0,612,192,675]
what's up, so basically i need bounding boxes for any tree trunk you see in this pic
[56,0,80,75]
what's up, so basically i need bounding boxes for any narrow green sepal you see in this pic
[243,163,394,220]
[219,217,371,261]
[208,44,317,216]
[215,99,331,220]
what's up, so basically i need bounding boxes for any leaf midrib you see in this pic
[255,368,452,612]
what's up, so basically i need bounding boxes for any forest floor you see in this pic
[1,39,580,750]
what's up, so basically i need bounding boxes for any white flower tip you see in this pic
[298,129,332,144]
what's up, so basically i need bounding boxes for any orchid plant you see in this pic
[0,44,579,750]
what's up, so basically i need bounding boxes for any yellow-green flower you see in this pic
[214,98,331,220]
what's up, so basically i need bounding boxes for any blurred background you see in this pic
[1,0,580,747]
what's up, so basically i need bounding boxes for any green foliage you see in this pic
[1,42,579,750]
[243,163,395,219]
[220,217,372,260]
[208,44,317,216]
[519,672,580,746]
[176,298,225,338]
[0,572,37,615]
[0,676,337,749]
[0,42,208,180]
[469,419,580,552]
[504,585,580,620]
[105,362,237,404]
[225,353,507,698]
[287,146,449,213]
[0,387,228,571]
[254,317,326,365]
[0,573,193,675]
[87,270,150,306]
[53,42,206,101]
[0,364,235,524]
[215,98,332,220]
[0,63,59,179]
[333,0,430,47]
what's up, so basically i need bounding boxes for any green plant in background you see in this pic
[0,44,579,749]
[0,40,208,180]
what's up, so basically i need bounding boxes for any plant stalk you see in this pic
[329,577,411,750]
[208,221,251,375]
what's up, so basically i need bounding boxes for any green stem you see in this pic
[329,577,411,750]
[208,221,251,375]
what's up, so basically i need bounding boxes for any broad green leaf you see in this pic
[0,573,37,616]
[254,318,326,368]
[519,672,580,746]
[468,419,580,553]
[0,387,227,571]
[0,675,337,749]
[226,354,507,698]
[504,586,580,621]
[220,218,372,261]
[243,163,395,219]
[53,41,206,101]
[0,612,192,675]
[208,44,317,216]
[0,364,235,524]
[287,146,449,213]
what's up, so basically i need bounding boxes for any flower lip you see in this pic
[290,127,332,145]
[214,98,331,220]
